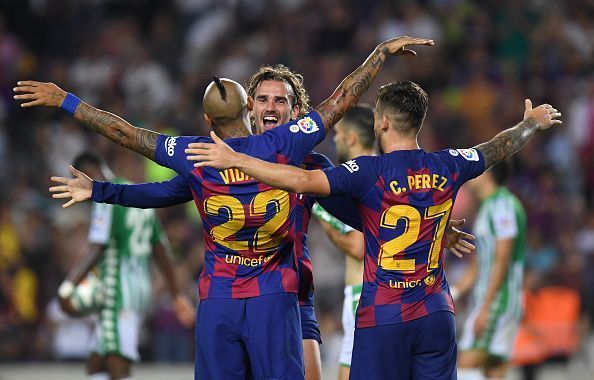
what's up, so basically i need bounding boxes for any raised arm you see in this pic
[14,81,159,160]
[314,36,434,131]
[475,99,561,170]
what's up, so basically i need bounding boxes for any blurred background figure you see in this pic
[455,161,526,380]
[1,1,593,378]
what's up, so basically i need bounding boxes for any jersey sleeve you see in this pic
[247,111,326,165]
[316,196,362,232]
[322,156,375,201]
[491,198,519,240]
[441,148,486,185]
[88,202,113,245]
[154,134,210,177]
[92,175,192,208]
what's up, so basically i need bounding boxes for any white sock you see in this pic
[457,368,485,380]
[88,373,109,380]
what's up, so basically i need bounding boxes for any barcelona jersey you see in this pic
[294,152,334,306]
[324,148,485,327]
[154,112,325,299]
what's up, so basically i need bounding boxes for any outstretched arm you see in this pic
[188,132,331,195]
[50,167,192,208]
[14,81,159,160]
[475,99,562,170]
[314,36,434,131]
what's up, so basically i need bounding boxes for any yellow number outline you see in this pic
[378,199,452,272]
[204,190,290,252]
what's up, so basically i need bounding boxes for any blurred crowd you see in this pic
[1,0,593,373]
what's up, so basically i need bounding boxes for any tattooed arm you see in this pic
[314,36,434,131]
[14,81,159,160]
[474,99,562,170]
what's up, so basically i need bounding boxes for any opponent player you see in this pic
[454,162,526,380]
[56,152,194,380]
[16,36,435,379]
[184,81,561,379]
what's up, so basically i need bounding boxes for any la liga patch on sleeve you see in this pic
[453,148,479,161]
[297,117,319,134]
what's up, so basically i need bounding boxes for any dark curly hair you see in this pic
[246,64,310,117]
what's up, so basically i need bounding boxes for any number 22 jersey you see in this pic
[324,148,485,328]
[154,112,326,300]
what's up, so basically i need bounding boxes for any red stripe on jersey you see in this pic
[213,254,239,278]
[356,305,376,328]
[232,275,260,298]
[281,267,299,293]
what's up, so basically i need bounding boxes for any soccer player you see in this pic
[56,152,195,380]
[16,36,435,379]
[312,105,476,379]
[184,82,561,379]
[55,64,344,380]
[454,162,527,380]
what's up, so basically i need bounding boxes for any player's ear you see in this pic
[290,104,299,120]
[380,113,390,132]
[247,96,254,112]
[347,130,357,147]
[204,114,214,128]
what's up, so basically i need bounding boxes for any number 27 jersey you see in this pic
[154,112,325,299]
[324,148,485,327]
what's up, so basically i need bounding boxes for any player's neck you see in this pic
[213,120,252,139]
[380,136,419,154]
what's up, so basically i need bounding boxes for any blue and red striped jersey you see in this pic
[324,148,485,327]
[294,152,334,306]
[154,112,325,299]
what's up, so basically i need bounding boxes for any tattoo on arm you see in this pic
[475,118,539,169]
[75,102,158,160]
[316,46,388,131]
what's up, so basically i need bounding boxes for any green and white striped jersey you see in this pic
[88,179,165,313]
[471,187,526,319]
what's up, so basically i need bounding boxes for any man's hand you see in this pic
[379,36,434,57]
[523,99,562,130]
[49,166,93,208]
[173,294,195,328]
[445,219,476,258]
[186,131,241,169]
[13,81,67,108]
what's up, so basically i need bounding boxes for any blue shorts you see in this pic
[195,293,304,380]
[350,311,457,380]
[299,304,321,343]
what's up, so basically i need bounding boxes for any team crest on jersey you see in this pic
[297,117,319,134]
[165,137,178,157]
[424,274,436,286]
[289,124,299,133]
[455,148,479,161]
[448,149,459,156]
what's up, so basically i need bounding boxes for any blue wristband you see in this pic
[60,92,81,115]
